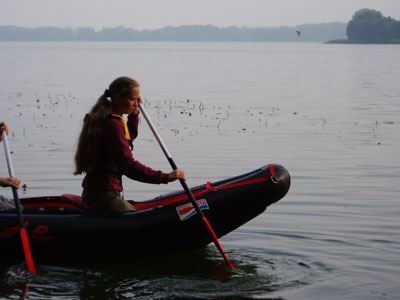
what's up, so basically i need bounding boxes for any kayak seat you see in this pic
[128,200,159,211]
[60,196,153,212]
[20,194,90,212]
[60,194,90,211]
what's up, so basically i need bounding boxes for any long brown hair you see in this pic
[74,77,140,175]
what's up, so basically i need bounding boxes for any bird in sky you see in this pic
[296,30,301,36]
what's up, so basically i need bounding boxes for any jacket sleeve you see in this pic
[104,118,169,184]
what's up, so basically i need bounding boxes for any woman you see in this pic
[74,77,185,214]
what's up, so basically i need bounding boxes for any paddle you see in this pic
[1,124,36,274]
[138,104,235,269]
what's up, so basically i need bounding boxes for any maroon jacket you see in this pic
[82,111,169,192]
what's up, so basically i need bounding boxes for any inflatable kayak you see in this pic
[0,164,290,259]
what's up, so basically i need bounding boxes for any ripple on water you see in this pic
[0,246,334,300]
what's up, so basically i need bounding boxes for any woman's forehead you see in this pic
[132,86,140,96]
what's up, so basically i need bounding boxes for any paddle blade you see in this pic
[20,228,36,274]
[201,216,236,269]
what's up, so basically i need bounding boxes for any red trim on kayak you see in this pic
[132,176,268,210]
[268,164,276,177]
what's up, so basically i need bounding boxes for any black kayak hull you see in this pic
[0,164,290,259]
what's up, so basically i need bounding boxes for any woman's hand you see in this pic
[0,122,9,142]
[168,169,186,182]
[0,177,21,189]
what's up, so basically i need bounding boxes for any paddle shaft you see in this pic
[138,104,234,269]
[1,129,36,274]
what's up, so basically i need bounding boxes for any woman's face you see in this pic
[114,86,141,115]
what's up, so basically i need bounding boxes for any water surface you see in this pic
[0,42,399,299]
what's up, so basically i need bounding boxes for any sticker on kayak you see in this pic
[176,199,209,221]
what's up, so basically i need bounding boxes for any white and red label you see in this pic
[176,199,209,221]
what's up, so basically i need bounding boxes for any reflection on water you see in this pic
[1,246,329,300]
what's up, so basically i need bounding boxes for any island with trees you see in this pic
[327,8,400,44]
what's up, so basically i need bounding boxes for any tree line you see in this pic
[0,23,346,42]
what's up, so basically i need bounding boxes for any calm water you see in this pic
[0,42,400,299]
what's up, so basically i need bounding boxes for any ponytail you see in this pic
[74,95,111,175]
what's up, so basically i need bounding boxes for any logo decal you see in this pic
[0,222,55,242]
[176,199,209,221]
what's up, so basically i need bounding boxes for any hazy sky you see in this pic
[2,0,400,29]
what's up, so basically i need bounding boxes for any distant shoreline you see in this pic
[0,23,347,43]
[325,39,400,44]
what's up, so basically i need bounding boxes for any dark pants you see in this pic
[82,190,136,214]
